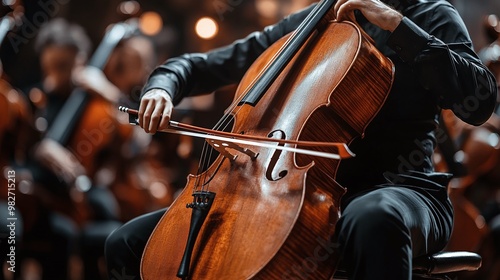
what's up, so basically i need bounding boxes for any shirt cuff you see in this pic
[141,71,181,105]
[387,17,430,63]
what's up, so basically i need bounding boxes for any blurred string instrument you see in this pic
[42,6,179,222]
[120,0,394,278]
[38,18,139,224]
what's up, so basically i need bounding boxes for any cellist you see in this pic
[105,0,498,279]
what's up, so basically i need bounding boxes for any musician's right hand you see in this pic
[138,88,174,134]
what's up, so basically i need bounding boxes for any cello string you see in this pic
[212,0,328,134]
[195,36,301,191]
[200,28,301,174]
[200,143,216,192]
[212,32,297,133]
[192,1,327,191]
[210,1,324,137]
[210,2,319,132]
[194,137,211,191]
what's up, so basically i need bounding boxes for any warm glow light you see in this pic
[139,11,163,36]
[195,17,218,39]
[256,0,279,19]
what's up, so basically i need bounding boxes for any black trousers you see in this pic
[105,172,453,280]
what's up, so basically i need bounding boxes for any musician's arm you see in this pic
[141,4,315,106]
[386,3,498,126]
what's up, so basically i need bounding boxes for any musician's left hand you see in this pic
[334,0,403,32]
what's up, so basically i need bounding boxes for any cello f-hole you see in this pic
[266,130,288,181]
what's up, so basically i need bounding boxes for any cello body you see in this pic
[141,18,393,280]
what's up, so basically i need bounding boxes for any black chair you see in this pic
[332,251,482,280]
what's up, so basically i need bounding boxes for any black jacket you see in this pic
[141,0,497,192]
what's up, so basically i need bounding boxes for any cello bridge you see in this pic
[207,139,258,161]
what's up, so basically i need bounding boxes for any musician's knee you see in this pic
[338,190,409,246]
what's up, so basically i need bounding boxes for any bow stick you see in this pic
[118,106,354,160]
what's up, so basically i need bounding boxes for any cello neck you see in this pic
[239,0,336,106]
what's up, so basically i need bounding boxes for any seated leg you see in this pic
[105,208,166,279]
[335,184,453,280]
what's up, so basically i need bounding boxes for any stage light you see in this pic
[256,0,279,19]
[139,11,163,36]
[195,17,218,39]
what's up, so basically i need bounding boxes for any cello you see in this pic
[123,0,394,278]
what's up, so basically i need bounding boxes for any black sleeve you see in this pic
[386,4,498,126]
[141,4,315,105]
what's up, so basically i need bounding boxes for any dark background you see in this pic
[0,0,499,92]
